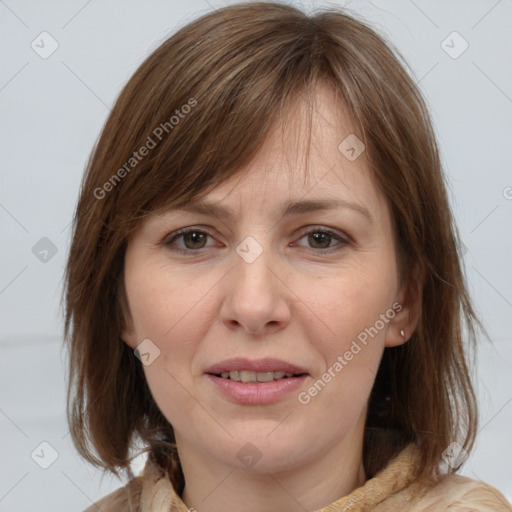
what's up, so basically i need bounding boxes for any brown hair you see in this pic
[63,1,483,488]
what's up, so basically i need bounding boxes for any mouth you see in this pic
[204,358,309,405]
[213,370,307,383]
[205,357,309,381]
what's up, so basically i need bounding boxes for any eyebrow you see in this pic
[173,198,373,224]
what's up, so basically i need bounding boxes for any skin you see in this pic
[122,83,420,512]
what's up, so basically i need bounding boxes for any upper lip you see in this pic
[205,358,308,375]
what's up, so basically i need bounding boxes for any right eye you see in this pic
[164,227,217,253]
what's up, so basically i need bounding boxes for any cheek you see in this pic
[292,267,395,413]
[124,262,216,415]
[297,286,388,430]
[297,266,396,355]
[125,259,216,344]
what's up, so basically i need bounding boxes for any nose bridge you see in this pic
[222,232,291,334]
[234,234,276,300]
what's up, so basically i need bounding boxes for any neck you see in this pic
[177,421,366,512]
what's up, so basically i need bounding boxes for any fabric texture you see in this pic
[84,443,511,512]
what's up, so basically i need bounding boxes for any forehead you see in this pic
[199,83,384,216]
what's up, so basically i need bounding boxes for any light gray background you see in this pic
[0,0,511,510]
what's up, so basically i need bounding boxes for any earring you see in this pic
[400,329,405,338]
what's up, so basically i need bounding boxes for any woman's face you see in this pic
[122,84,415,475]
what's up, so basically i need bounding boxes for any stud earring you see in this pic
[400,329,405,338]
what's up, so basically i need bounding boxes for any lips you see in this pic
[205,358,309,405]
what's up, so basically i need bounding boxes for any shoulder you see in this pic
[82,476,143,512]
[406,473,511,512]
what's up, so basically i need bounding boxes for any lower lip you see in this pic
[206,374,308,405]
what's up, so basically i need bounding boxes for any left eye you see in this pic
[165,227,348,252]
[295,229,348,251]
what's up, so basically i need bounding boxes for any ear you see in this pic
[385,263,423,348]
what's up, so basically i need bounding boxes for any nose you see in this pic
[220,247,293,337]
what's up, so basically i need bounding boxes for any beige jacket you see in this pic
[85,444,511,511]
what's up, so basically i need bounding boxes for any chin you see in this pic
[214,428,317,474]
[231,444,304,474]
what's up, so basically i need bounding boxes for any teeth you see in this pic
[240,371,256,383]
[256,371,274,382]
[219,370,299,382]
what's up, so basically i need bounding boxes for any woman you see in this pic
[63,2,511,511]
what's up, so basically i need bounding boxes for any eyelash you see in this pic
[164,226,350,254]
